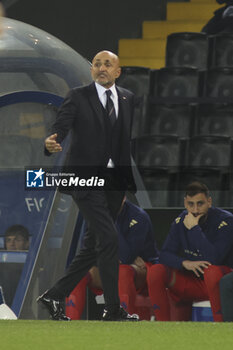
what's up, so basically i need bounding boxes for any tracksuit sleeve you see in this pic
[118,211,158,264]
[186,218,233,265]
[118,231,133,263]
[159,220,185,270]
[139,216,159,264]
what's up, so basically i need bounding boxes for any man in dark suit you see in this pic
[37,50,139,321]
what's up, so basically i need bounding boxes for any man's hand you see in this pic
[45,133,62,153]
[133,256,146,270]
[131,257,147,290]
[182,260,211,277]
[183,212,202,230]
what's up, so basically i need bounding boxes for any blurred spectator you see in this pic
[4,225,30,251]
[202,0,233,34]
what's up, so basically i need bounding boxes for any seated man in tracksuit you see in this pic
[66,197,159,319]
[147,181,233,322]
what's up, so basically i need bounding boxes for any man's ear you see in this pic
[116,67,121,79]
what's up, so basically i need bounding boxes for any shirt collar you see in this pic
[95,82,117,99]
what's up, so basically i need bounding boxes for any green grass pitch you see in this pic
[1,320,233,350]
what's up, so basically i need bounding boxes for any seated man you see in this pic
[4,225,29,251]
[220,271,233,321]
[66,198,159,319]
[147,181,233,322]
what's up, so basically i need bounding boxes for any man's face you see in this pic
[5,234,28,251]
[91,51,121,88]
[184,193,212,217]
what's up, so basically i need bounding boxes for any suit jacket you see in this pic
[48,82,136,193]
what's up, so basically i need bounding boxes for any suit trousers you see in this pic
[48,189,125,310]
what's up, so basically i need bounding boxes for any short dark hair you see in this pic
[185,181,210,198]
[5,225,29,241]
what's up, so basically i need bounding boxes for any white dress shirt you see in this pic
[95,82,119,117]
[95,82,119,167]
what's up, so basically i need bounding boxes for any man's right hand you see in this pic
[45,133,62,153]
[182,260,211,277]
[183,212,203,230]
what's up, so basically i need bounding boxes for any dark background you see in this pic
[3,0,188,61]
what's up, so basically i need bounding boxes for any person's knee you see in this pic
[203,265,222,285]
[147,264,168,285]
[89,267,102,289]
[204,264,222,276]
[119,264,135,281]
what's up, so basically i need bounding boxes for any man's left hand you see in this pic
[131,257,147,290]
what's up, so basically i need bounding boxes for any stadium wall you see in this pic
[5,0,186,61]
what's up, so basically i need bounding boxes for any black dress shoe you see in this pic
[37,291,71,321]
[102,306,139,321]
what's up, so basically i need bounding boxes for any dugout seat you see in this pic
[116,66,151,138]
[187,135,232,169]
[204,67,233,99]
[166,32,209,69]
[150,67,202,98]
[145,103,195,138]
[209,33,233,68]
[132,134,185,169]
[195,103,233,137]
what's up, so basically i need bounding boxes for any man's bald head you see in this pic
[92,50,120,66]
[91,50,121,88]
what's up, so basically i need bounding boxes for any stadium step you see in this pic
[119,57,165,70]
[118,0,223,69]
[118,38,166,58]
[143,20,206,39]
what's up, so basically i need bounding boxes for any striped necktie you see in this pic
[105,90,116,126]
